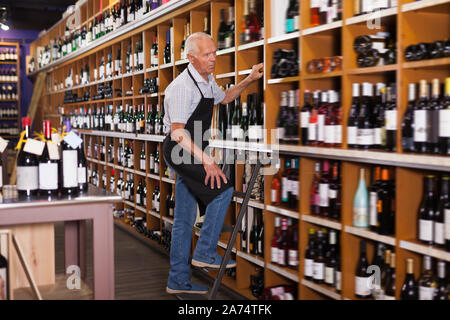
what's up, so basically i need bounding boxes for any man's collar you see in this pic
[188,63,213,84]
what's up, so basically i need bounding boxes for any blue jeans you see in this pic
[167,165,234,286]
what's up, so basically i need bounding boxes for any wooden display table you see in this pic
[0,186,121,300]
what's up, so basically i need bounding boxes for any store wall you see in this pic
[0,29,40,119]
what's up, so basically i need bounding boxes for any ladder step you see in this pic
[233,191,246,198]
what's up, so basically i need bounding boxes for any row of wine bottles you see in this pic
[16,118,88,199]
[241,208,265,258]
[270,217,298,269]
[355,240,449,300]
[65,103,166,136]
[0,106,19,118]
[270,157,299,210]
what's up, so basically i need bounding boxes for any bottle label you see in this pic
[78,167,87,184]
[282,177,289,201]
[445,209,450,240]
[434,221,444,245]
[278,249,286,266]
[17,166,38,191]
[419,219,433,242]
[439,109,450,138]
[286,19,294,33]
[325,266,335,285]
[140,159,146,170]
[369,191,378,227]
[419,286,435,300]
[325,125,335,144]
[63,150,78,188]
[414,110,427,142]
[317,115,325,141]
[335,125,342,144]
[353,207,369,227]
[307,121,316,142]
[357,128,374,146]
[335,270,342,291]
[319,183,329,207]
[355,276,371,297]
[271,189,278,203]
[301,112,310,128]
[374,127,382,146]
[136,194,141,205]
[313,262,325,280]
[271,247,279,263]
[311,0,320,8]
[304,258,313,277]
[38,163,58,190]
[328,188,337,199]
[347,126,357,145]
[288,250,298,267]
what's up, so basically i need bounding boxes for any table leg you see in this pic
[64,221,86,279]
[92,205,115,300]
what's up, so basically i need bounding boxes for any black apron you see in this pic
[163,69,233,208]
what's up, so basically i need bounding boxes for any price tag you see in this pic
[52,133,61,145]
[0,137,8,153]
[23,138,46,156]
[47,142,60,160]
[63,131,83,149]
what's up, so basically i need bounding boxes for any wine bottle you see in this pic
[329,161,341,220]
[164,29,171,64]
[288,222,298,269]
[434,176,449,247]
[325,230,337,287]
[308,91,320,146]
[271,159,281,205]
[151,36,158,67]
[61,120,79,196]
[277,218,289,267]
[428,79,441,154]
[17,117,39,199]
[286,0,299,33]
[418,175,436,245]
[378,167,394,236]
[0,250,8,300]
[369,166,381,232]
[383,252,396,300]
[281,159,291,205]
[301,90,312,145]
[319,160,330,217]
[77,136,88,194]
[310,0,320,27]
[218,9,228,50]
[355,239,372,299]
[347,83,360,148]
[433,261,447,300]
[310,162,321,215]
[249,210,258,255]
[418,255,437,300]
[357,82,374,150]
[353,168,369,228]
[402,83,416,153]
[38,121,59,197]
[414,80,429,153]
[271,217,281,264]
[439,77,450,155]
[401,258,419,300]
[304,228,316,280]
[384,85,397,152]
[313,230,325,284]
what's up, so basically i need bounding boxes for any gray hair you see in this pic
[185,32,213,57]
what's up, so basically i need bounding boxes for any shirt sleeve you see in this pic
[164,83,192,125]
[212,78,226,105]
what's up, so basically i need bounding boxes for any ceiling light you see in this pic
[0,23,9,31]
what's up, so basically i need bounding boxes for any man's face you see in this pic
[189,38,217,76]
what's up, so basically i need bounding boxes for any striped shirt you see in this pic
[163,63,226,134]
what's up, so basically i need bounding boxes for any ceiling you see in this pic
[0,0,78,31]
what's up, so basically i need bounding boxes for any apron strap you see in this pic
[187,68,214,99]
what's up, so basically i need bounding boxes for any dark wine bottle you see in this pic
[414,80,429,154]
[401,258,418,300]
[433,261,447,300]
[384,85,397,152]
[38,120,59,197]
[77,135,88,194]
[17,117,39,199]
[434,176,449,248]
[164,29,171,64]
[402,83,416,153]
[418,175,436,245]
[61,120,79,196]
[355,239,372,299]
[438,77,449,155]
[383,252,396,300]
[347,83,360,149]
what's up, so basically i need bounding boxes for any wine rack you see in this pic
[31,0,450,300]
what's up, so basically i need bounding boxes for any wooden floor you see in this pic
[14,221,246,300]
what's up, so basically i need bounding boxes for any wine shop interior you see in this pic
[0,0,449,302]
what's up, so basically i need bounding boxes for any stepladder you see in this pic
[176,142,272,300]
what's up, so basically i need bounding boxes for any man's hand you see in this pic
[203,156,228,189]
[248,63,264,82]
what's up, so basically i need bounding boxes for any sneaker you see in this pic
[166,280,208,294]
[191,253,237,269]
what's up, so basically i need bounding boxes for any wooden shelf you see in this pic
[237,40,264,51]
[265,204,299,220]
[302,71,343,80]
[402,0,450,12]
[267,32,300,44]
[344,226,396,246]
[160,62,174,69]
[216,72,236,79]
[216,47,236,56]
[301,214,342,231]
[301,279,341,300]
[266,263,299,283]
[161,177,176,184]
[233,196,264,210]
[402,57,450,69]
[267,76,300,84]
[147,173,160,180]
[347,64,398,74]
[175,59,189,65]
[302,21,342,36]
[399,240,450,262]
[236,250,265,268]
[345,7,397,25]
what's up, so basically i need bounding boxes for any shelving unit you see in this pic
[0,41,21,141]
[30,0,450,301]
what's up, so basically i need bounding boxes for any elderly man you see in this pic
[163,31,263,294]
